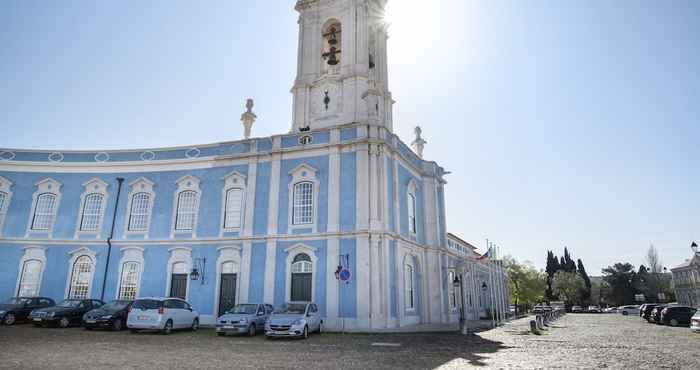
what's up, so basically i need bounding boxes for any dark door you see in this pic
[219,273,237,315]
[170,274,188,299]
[291,273,312,301]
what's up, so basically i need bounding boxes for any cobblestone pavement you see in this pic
[0,314,698,369]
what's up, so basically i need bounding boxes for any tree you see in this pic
[504,256,547,315]
[577,259,592,303]
[545,251,561,301]
[601,262,638,306]
[551,271,586,305]
[643,244,664,301]
[562,247,577,273]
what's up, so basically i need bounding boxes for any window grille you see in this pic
[292,253,313,273]
[293,182,314,225]
[31,193,57,230]
[18,260,42,297]
[405,264,414,309]
[407,192,417,234]
[128,193,151,231]
[68,256,93,299]
[224,188,244,229]
[448,270,457,308]
[175,190,198,230]
[118,262,140,300]
[80,193,104,231]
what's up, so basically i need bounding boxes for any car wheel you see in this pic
[112,318,123,331]
[217,332,226,337]
[162,320,173,335]
[3,313,16,326]
[130,329,139,334]
[248,324,256,337]
[191,318,199,332]
[622,311,628,316]
[303,325,309,339]
[670,319,679,327]
[59,317,70,328]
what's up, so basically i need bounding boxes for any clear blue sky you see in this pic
[2,0,698,274]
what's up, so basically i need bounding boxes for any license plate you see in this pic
[33,318,42,322]
[223,326,234,329]
[86,320,96,324]
[138,316,149,320]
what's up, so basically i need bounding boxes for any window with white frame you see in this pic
[293,182,314,225]
[448,270,457,309]
[224,188,244,229]
[405,263,414,310]
[407,192,417,235]
[79,193,104,231]
[68,255,93,299]
[118,261,141,300]
[18,260,43,297]
[128,193,151,231]
[32,193,57,230]
[0,191,8,232]
[175,190,198,230]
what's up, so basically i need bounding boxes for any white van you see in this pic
[127,297,199,334]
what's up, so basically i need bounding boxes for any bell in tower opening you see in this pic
[322,21,341,68]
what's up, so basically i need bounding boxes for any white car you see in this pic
[265,302,322,339]
[618,305,640,316]
[127,297,199,334]
[691,310,700,332]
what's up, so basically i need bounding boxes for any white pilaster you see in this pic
[263,240,277,304]
[240,242,252,303]
[422,176,438,247]
[369,235,384,328]
[327,130,340,232]
[267,145,281,236]
[392,153,400,234]
[356,140,369,231]
[369,143,381,230]
[355,234,370,328]
[243,156,257,237]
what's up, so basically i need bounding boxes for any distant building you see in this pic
[671,251,700,308]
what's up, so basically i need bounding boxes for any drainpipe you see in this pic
[100,177,124,301]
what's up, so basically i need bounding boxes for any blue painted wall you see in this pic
[397,164,425,244]
[338,238,357,318]
[273,239,328,317]
[248,242,267,303]
[276,156,329,235]
[253,162,271,236]
[339,152,356,232]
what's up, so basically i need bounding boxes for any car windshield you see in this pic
[274,303,307,314]
[101,301,129,311]
[227,304,258,314]
[132,299,162,310]
[3,298,31,305]
[57,300,81,308]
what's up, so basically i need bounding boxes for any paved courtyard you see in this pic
[0,314,698,369]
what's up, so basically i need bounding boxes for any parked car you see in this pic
[659,306,697,327]
[216,303,273,336]
[0,297,55,325]
[691,310,700,332]
[619,305,640,316]
[29,299,104,328]
[649,305,668,324]
[641,304,660,322]
[127,297,199,334]
[265,302,322,339]
[571,305,584,313]
[603,307,618,313]
[82,300,132,331]
[639,304,648,317]
[587,305,601,313]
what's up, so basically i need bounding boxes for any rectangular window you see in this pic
[31,193,57,230]
[80,193,104,231]
[405,264,414,309]
[18,260,42,297]
[407,193,416,234]
[448,270,456,309]
[118,262,140,300]
[68,256,93,299]
[224,188,244,229]
[175,191,198,231]
[128,193,151,231]
[293,182,314,225]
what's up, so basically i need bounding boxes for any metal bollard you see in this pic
[530,320,539,334]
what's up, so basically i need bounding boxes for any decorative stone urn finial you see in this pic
[411,125,427,158]
[241,98,257,139]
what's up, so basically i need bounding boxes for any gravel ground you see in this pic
[0,314,697,369]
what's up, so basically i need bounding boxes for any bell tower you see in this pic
[291,0,393,133]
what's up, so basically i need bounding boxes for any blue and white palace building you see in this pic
[0,0,508,330]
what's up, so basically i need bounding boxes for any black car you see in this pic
[83,300,132,331]
[659,306,698,327]
[641,304,660,322]
[649,305,669,324]
[29,299,104,328]
[0,297,55,325]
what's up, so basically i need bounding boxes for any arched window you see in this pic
[68,255,93,299]
[32,193,57,230]
[80,193,104,231]
[175,190,198,231]
[448,270,457,309]
[118,261,141,300]
[128,193,151,231]
[407,191,417,235]
[170,261,188,299]
[18,260,42,297]
[293,182,314,225]
[322,20,342,68]
[224,188,244,229]
[291,253,312,301]
[405,263,414,310]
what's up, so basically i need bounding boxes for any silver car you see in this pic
[265,302,322,339]
[127,297,199,334]
[216,303,273,336]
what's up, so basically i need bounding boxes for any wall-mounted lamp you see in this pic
[190,257,207,284]
[453,275,461,288]
[481,282,488,291]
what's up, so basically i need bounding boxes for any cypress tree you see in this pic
[577,259,592,303]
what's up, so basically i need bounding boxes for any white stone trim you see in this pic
[0,176,13,237]
[267,153,281,235]
[263,240,277,303]
[213,245,243,318]
[25,178,62,238]
[284,243,318,302]
[406,179,418,237]
[123,177,155,238]
[74,178,109,239]
[327,147,340,232]
[14,246,46,297]
[115,246,144,300]
[170,175,202,238]
[325,237,339,328]
[219,171,247,236]
[287,163,320,233]
[165,247,192,300]
[242,160,257,237]
[64,247,98,299]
